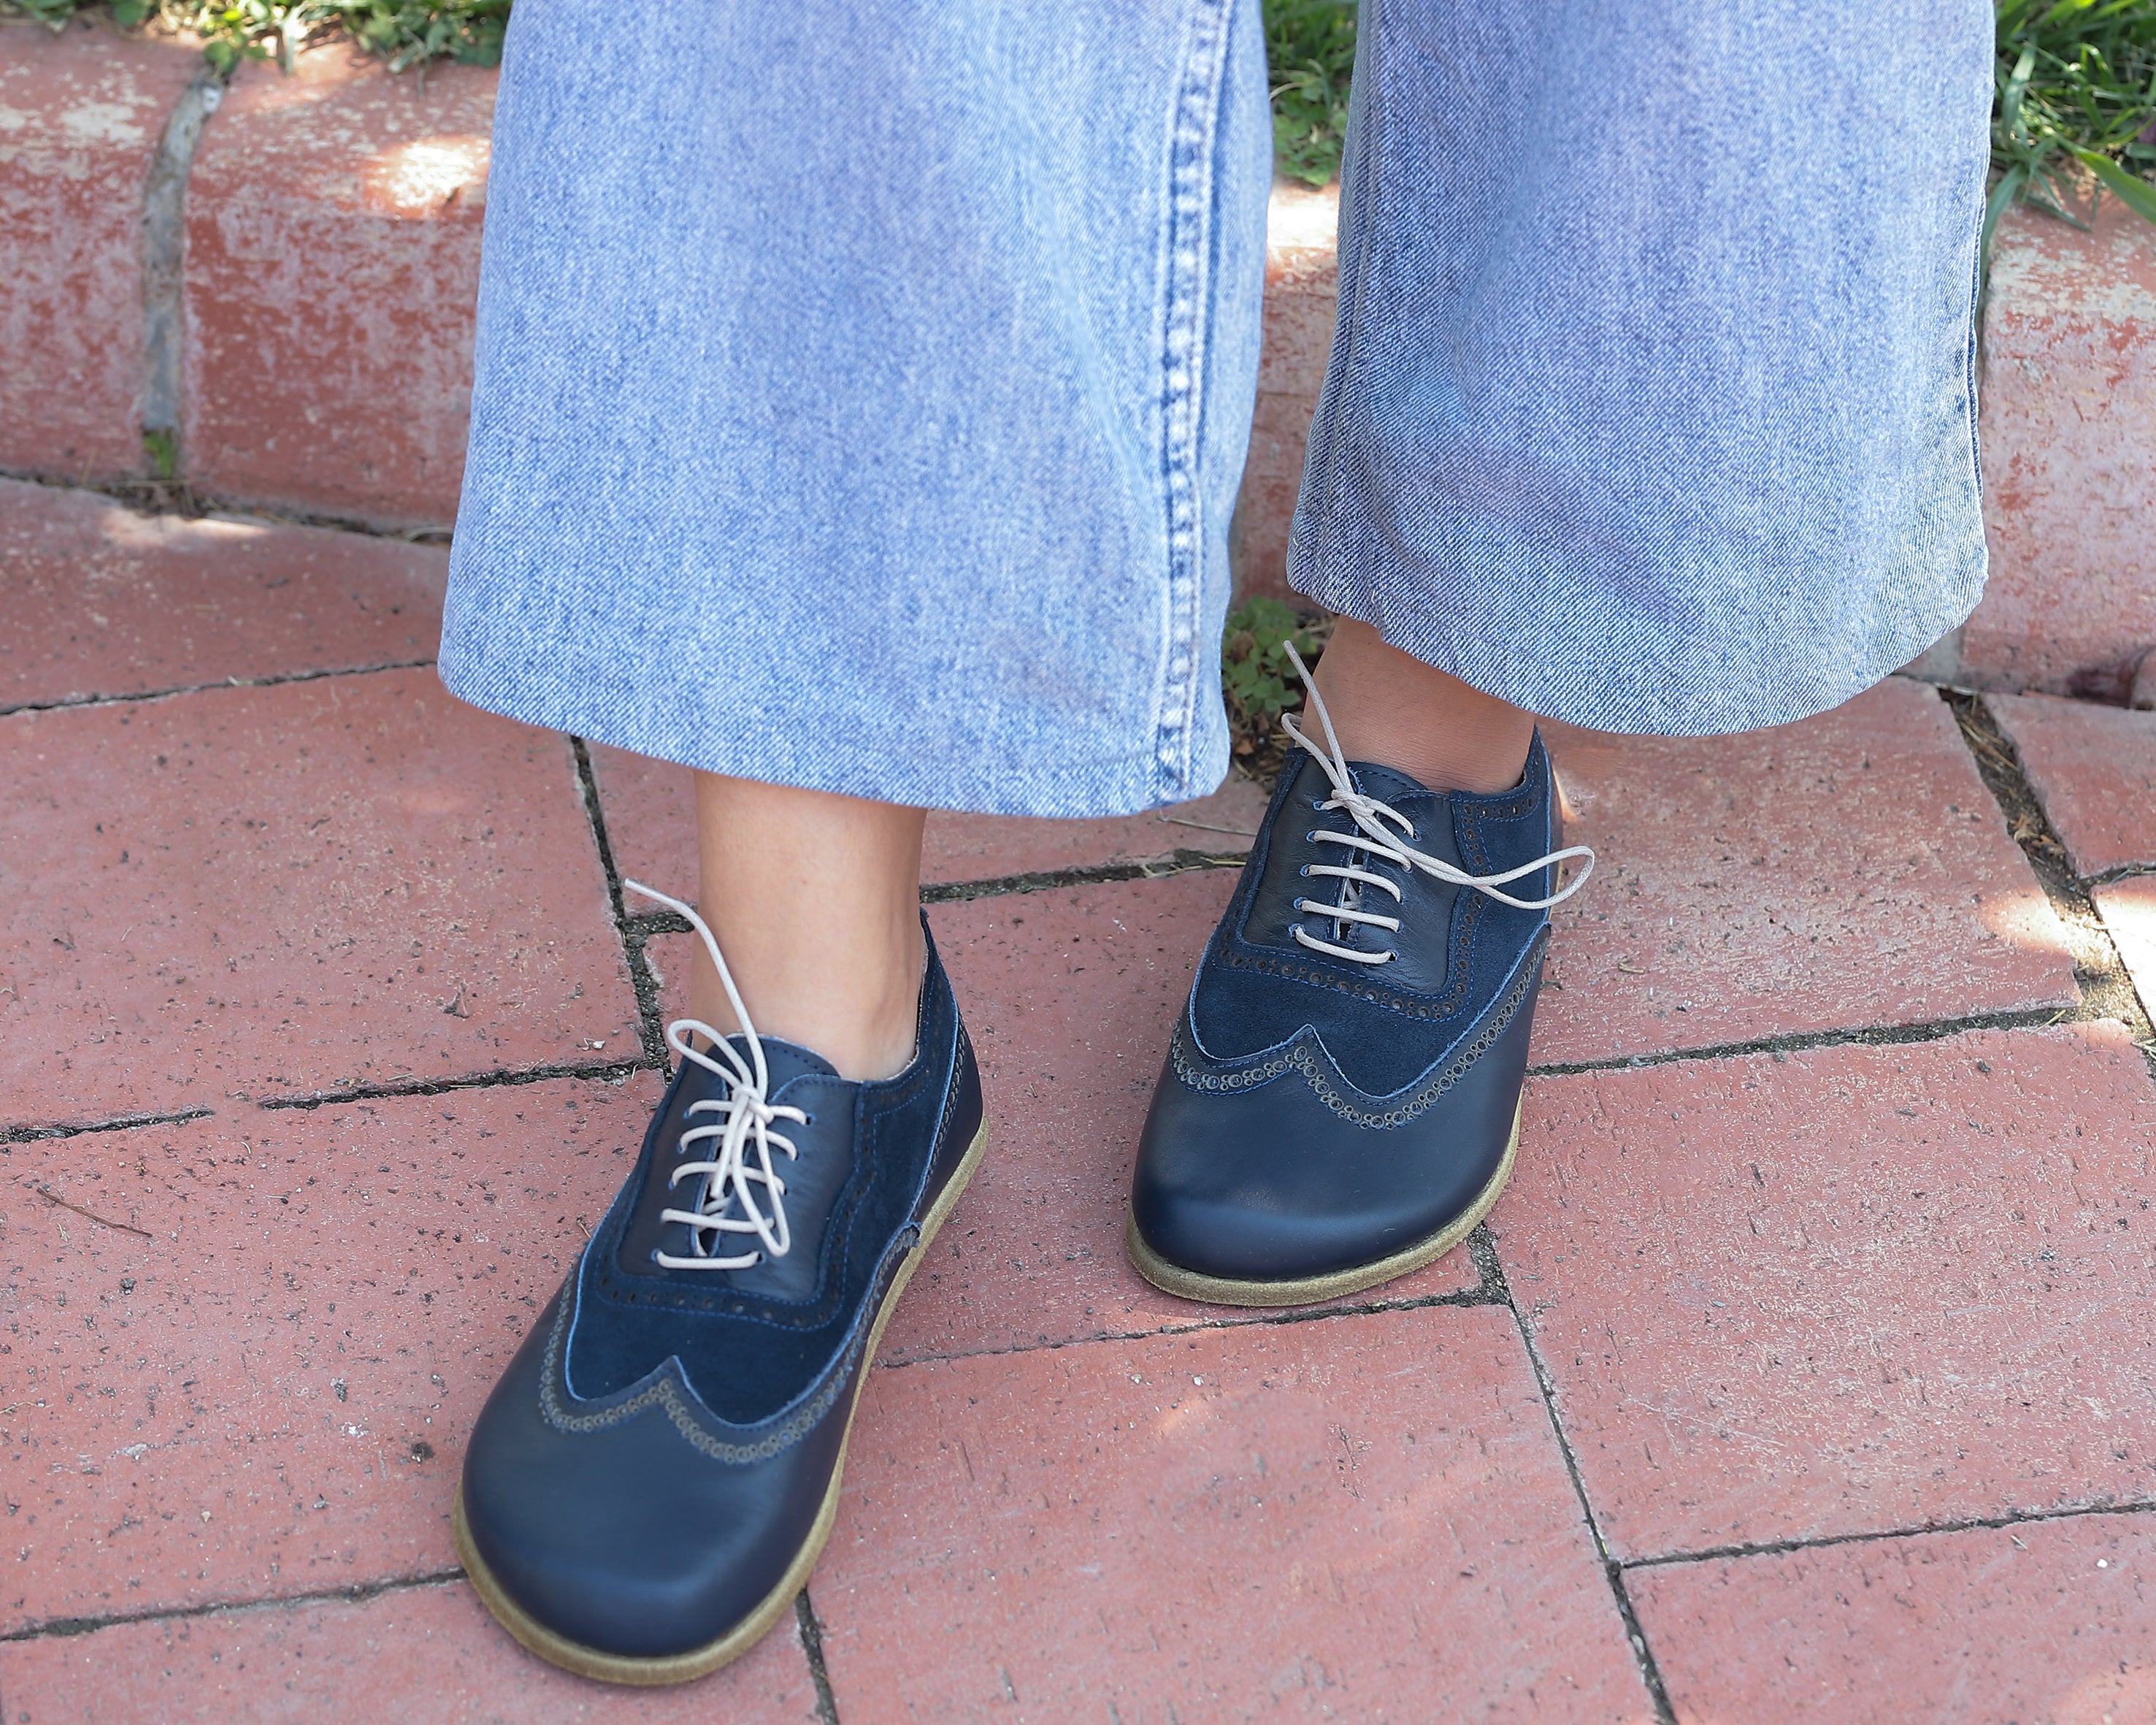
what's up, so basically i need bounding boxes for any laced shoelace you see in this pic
[622,881,809,1271]
[1277,644,1595,966]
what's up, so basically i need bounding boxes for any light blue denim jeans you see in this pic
[438,0,1992,817]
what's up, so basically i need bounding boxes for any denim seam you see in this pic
[1151,0,1234,800]
[1961,195,1984,506]
[440,649,1213,822]
[1174,930,1543,1128]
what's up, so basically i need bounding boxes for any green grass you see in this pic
[1265,0,1358,186]
[1221,598,1332,762]
[5,0,506,72]
[1990,0,2156,260]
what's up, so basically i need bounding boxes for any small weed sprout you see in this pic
[1221,598,1332,762]
[1266,0,1358,187]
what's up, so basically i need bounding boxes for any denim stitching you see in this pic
[1151,0,1235,798]
[1286,0,1385,592]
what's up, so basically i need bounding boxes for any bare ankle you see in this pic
[686,919,922,1081]
[1308,619,1534,795]
[683,772,928,1082]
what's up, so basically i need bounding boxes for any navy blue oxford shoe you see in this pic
[454,887,985,1685]
[1127,660,1590,1307]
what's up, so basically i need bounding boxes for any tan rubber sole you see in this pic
[1123,1100,1519,1308]
[453,1116,989,1688]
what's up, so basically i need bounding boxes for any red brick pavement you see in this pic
[0,668,637,1128]
[0,476,445,713]
[4,481,2153,1721]
[1489,1022,2156,1561]
[1630,1512,2156,1725]
[1989,692,2156,876]
[812,1308,1651,1721]
[183,47,494,531]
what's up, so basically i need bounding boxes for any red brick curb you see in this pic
[0,18,2150,678]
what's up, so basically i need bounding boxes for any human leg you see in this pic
[440,0,1273,1683]
[1310,619,1534,795]
[683,774,925,1083]
[1128,0,1994,1303]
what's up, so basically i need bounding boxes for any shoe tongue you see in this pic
[1341,758,1437,806]
[702,1032,838,1098]
[1287,752,1463,873]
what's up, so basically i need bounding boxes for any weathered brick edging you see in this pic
[4,18,2152,695]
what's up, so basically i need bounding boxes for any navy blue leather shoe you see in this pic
[454,887,985,1685]
[1127,665,1589,1307]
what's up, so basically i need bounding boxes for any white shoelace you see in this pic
[1277,644,1595,966]
[622,881,808,1271]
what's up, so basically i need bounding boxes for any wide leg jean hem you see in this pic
[1281,0,1995,741]
[433,655,1234,823]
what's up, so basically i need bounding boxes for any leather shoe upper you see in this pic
[459,918,981,1660]
[1132,737,1558,1283]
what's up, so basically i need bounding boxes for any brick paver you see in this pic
[0,478,447,713]
[1490,1022,2156,1561]
[1963,195,2156,699]
[185,47,493,529]
[1630,1512,2156,1724]
[2095,876,2156,1023]
[1989,691,2156,876]
[0,1077,656,1632]
[1536,678,2078,1065]
[588,741,1270,892]
[0,18,202,484]
[0,1576,824,1724]
[813,1305,1652,1722]
[0,669,635,1129]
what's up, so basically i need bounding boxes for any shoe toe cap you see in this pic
[459,1298,844,1663]
[1132,981,1538,1289]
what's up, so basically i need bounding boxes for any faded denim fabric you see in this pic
[441,0,1992,811]
[1290,0,1994,735]
[440,0,1272,816]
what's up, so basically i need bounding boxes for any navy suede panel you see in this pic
[1189,734,1556,1097]
[564,918,967,1426]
